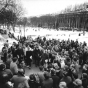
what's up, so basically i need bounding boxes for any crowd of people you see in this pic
[0,35,88,88]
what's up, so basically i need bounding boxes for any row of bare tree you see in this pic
[29,2,88,29]
[60,2,88,13]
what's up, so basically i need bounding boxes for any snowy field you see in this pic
[13,27,88,45]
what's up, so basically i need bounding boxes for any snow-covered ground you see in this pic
[12,27,88,45]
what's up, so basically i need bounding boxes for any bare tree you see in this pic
[63,5,72,13]
[0,0,24,31]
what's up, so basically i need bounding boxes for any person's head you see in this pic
[82,73,88,79]
[72,72,78,79]
[48,64,53,69]
[18,69,25,76]
[44,71,50,79]
[66,57,70,62]
[6,40,8,42]
[70,64,75,71]
[47,69,51,73]
[7,54,12,59]
[64,51,69,58]
[51,69,56,76]
[29,74,35,81]
[0,72,9,83]
[73,79,82,87]
[64,65,69,72]
[13,42,16,45]
[59,82,67,88]
[54,59,57,63]
[0,63,6,71]
[12,57,18,63]
[45,59,48,63]
[44,67,48,71]
[39,66,44,71]
[2,47,7,52]
[47,49,50,53]
[2,47,5,52]
[62,65,69,77]
[45,49,48,53]
[83,64,88,71]
[63,71,68,77]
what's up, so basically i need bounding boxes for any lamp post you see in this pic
[24,25,25,37]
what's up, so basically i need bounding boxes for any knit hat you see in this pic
[73,79,82,86]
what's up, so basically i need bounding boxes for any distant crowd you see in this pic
[0,35,88,88]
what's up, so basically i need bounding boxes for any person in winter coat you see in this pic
[51,69,60,88]
[41,71,53,88]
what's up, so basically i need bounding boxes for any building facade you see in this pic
[57,10,88,31]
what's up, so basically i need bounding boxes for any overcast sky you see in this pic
[20,0,88,17]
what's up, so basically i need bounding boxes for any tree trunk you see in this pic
[12,24,15,32]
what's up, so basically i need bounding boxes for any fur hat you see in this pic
[73,79,82,86]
